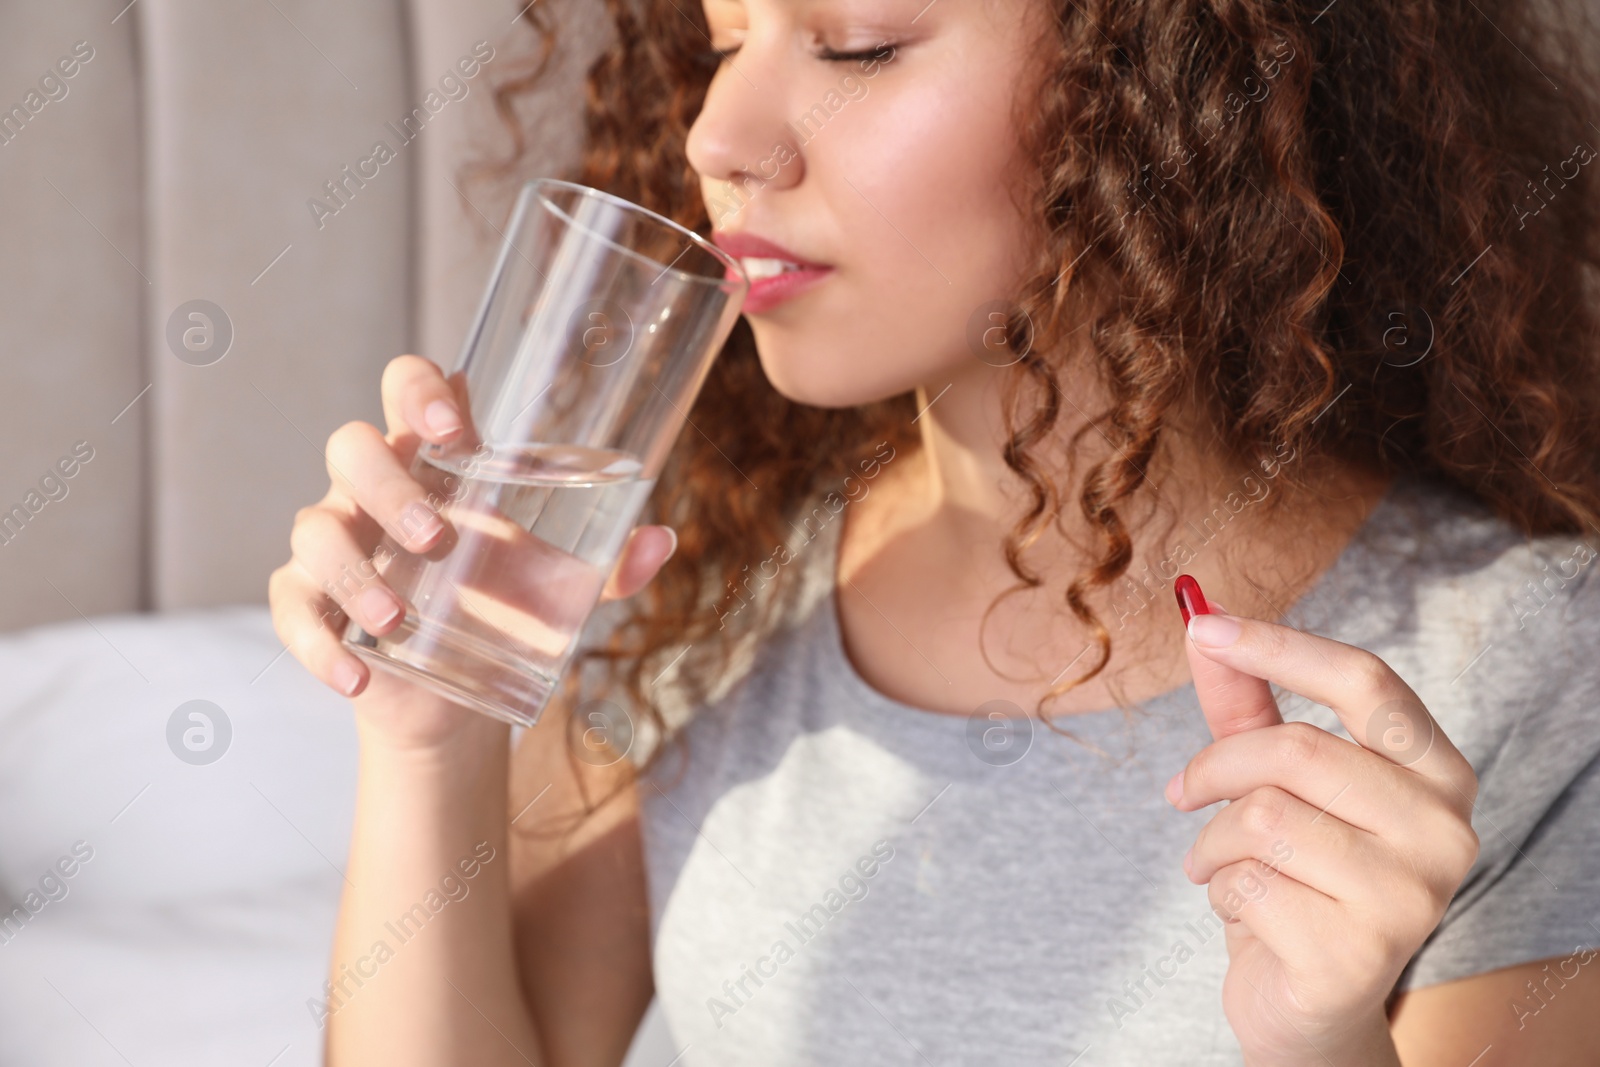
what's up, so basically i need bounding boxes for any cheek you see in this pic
[842,67,1029,255]
[783,60,1035,403]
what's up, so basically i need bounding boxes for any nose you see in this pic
[685,51,804,219]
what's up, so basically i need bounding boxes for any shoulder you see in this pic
[1317,471,1600,699]
[611,498,849,780]
[1288,471,1600,800]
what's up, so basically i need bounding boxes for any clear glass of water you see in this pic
[342,179,749,727]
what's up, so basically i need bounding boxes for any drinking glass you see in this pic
[342,178,748,727]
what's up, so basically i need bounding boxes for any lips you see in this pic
[711,230,835,314]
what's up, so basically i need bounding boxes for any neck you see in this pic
[898,352,1386,637]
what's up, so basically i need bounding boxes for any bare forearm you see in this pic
[324,716,541,1066]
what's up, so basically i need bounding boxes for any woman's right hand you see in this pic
[267,354,678,753]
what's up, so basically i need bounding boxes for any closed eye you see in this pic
[696,42,898,66]
[817,43,897,64]
[698,45,742,67]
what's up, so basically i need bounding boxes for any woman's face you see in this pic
[687,0,1051,408]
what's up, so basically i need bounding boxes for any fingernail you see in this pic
[1173,574,1210,625]
[1183,845,1194,874]
[425,400,462,437]
[1187,613,1242,648]
[332,660,363,697]
[403,504,445,548]
[1165,769,1184,804]
[358,586,401,629]
[662,526,679,561]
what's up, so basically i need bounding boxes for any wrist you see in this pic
[356,709,510,776]
[352,713,512,859]
[1244,1011,1399,1067]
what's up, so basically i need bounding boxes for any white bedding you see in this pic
[0,606,675,1065]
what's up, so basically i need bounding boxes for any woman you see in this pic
[269,0,1600,1062]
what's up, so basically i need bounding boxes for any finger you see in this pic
[288,505,407,635]
[1197,795,1468,959]
[1205,859,1361,989]
[267,563,368,698]
[1186,783,1378,902]
[385,509,660,655]
[1183,610,1473,791]
[379,354,470,451]
[1181,591,1283,739]
[600,526,678,602]
[1172,720,1454,846]
[325,420,448,553]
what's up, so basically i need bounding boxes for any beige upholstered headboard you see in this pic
[0,0,606,632]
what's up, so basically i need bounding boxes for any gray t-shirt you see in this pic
[634,470,1600,1065]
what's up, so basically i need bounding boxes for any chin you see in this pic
[753,336,917,410]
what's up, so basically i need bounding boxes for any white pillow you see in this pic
[0,606,357,1066]
[0,605,679,1066]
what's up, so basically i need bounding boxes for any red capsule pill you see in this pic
[1173,573,1210,625]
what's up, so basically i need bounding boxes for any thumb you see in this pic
[600,525,677,602]
[1176,575,1282,740]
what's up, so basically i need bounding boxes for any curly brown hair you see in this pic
[477,0,1600,797]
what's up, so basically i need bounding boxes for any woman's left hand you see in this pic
[1170,596,1481,1067]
